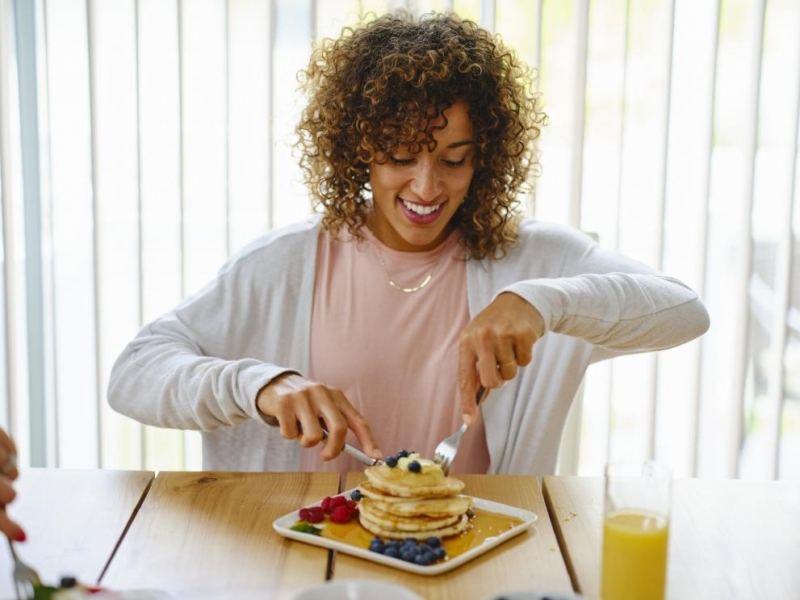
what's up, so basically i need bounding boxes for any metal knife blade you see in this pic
[320,428,381,467]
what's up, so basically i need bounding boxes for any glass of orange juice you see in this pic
[601,460,671,600]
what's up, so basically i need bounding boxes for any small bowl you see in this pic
[290,579,423,600]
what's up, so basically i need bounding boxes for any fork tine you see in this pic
[432,386,488,475]
[13,580,25,600]
[7,536,42,599]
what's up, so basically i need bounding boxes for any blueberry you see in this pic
[369,539,385,553]
[403,538,417,546]
[385,456,398,467]
[413,552,432,566]
[396,449,410,458]
[59,576,78,589]
[384,547,400,558]
[425,536,441,547]
[433,547,446,560]
[408,460,421,473]
[386,540,401,551]
[350,489,362,501]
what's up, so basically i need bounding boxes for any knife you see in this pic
[320,428,382,467]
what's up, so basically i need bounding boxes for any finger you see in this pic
[496,358,519,380]
[294,401,328,449]
[285,385,337,449]
[0,429,17,456]
[0,449,17,481]
[514,340,533,367]
[335,400,382,460]
[458,342,482,426]
[475,339,505,389]
[0,510,26,543]
[272,396,302,441]
[0,479,16,506]
[314,391,351,461]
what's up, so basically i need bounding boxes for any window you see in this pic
[1,0,798,479]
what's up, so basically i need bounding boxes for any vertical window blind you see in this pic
[1,0,798,479]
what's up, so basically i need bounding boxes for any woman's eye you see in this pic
[388,156,413,165]
[443,159,466,168]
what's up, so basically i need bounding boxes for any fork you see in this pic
[433,386,489,475]
[6,536,41,600]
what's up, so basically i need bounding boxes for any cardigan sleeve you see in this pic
[497,224,710,358]
[107,267,294,431]
[107,224,316,431]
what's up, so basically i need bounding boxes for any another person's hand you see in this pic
[458,292,544,425]
[256,373,382,461]
[0,427,26,542]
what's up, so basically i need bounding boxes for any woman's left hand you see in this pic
[458,292,544,425]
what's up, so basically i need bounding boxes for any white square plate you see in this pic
[272,490,537,576]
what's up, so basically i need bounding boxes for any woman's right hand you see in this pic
[256,373,382,462]
[0,427,26,542]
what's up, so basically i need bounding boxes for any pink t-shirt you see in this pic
[301,227,490,475]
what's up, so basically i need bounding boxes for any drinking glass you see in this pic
[601,460,672,600]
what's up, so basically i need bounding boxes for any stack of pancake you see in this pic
[357,453,473,540]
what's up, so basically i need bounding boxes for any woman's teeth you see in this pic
[402,200,441,215]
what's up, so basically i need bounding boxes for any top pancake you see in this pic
[363,454,465,498]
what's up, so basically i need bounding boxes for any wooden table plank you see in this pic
[331,473,574,600]
[543,476,800,600]
[0,468,154,597]
[101,471,339,600]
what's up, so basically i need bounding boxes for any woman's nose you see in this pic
[409,159,441,201]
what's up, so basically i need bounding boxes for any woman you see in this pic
[0,427,26,541]
[107,12,709,475]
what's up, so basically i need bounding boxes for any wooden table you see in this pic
[0,468,154,600]
[543,476,800,600]
[5,470,798,600]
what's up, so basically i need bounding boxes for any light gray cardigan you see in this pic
[108,217,709,475]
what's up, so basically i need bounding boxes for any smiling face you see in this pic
[367,101,476,252]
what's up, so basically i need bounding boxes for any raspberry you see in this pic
[321,496,334,514]
[329,495,347,510]
[306,507,325,523]
[298,506,324,523]
[330,505,353,523]
[345,500,357,511]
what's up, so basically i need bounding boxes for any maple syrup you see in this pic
[318,508,523,562]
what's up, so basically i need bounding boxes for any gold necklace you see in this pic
[378,255,433,293]
[371,242,439,293]
[366,218,450,293]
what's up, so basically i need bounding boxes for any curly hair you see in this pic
[294,11,546,259]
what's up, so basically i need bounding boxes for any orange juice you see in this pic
[601,509,669,600]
